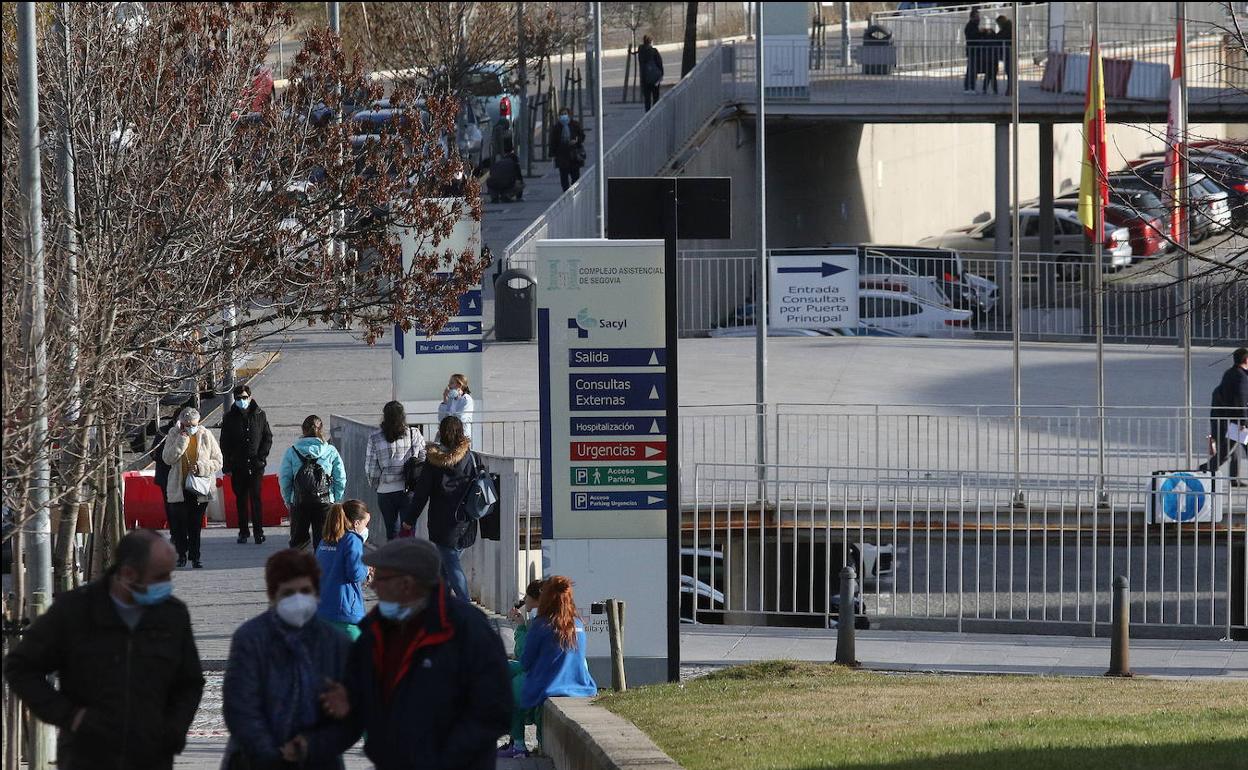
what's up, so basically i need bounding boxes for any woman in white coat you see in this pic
[438,373,475,442]
[161,406,223,568]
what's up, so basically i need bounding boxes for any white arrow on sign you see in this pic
[649,420,661,434]
[648,386,659,400]
[468,342,480,352]
[648,351,660,366]
[645,470,663,480]
[644,445,662,458]
[647,495,663,505]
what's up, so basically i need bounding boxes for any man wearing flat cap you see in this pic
[320,538,511,769]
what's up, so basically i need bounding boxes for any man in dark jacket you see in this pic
[320,538,511,770]
[4,529,205,770]
[220,383,274,544]
[963,8,982,93]
[1201,347,1248,484]
[637,34,664,112]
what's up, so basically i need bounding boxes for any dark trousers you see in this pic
[170,500,207,561]
[963,48,978,90]
[289,500,330,551]
[231,470,265,538]
[559,164,581,191]
[1203,419,1244,477]
[376,490,416,541]
[982,57,998,93]
[642,82,660,111]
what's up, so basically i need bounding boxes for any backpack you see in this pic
[456,452,497,522]
[292,448,330,505]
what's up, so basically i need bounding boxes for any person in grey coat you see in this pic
[222,549,354,769]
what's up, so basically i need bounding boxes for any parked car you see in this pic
[919,208,1132,281]
[861,244,999,318]
[1110,168,1231,238]
[461,63,515,130]
[858,289,974,338]
[1051,197,1167,259]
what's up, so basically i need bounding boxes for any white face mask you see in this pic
[275,593,319,628]
[448,388,462,399]
[357,525,370,543]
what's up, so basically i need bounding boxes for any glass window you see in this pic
[463,72,505,97]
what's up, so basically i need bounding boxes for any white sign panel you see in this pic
[1149,471,1223,524]
[391,202,483,413]
[769,249,859,329]
[538,238,670,684]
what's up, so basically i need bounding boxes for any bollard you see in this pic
[835,567,859,667]
[605,598,627,691]
[1105,575,1133,677]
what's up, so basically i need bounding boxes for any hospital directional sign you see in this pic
[433,321,482,336]
[769,249,858,329]
[456,290,483,317]
[571,490,667,511]
[415,338,481,355]
[570,465,668,486]
[568,372,666,411]
[569,441,667,462]
[569,348,666,368]
[570,416,667,437]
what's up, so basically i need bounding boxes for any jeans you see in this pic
[171,500,207,561]
[559,164,581,191]
[289,500,330,551]
[230,470,264,539]
[437,544,470,600]
[376,490,416,541]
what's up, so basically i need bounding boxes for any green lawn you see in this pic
[597,662,1248,770]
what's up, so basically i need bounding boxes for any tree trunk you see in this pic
[681,2,698,77]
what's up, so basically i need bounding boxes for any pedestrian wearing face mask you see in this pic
[316,500,373,641]
[318,538,512,770]
[438,373,475,443]
[223,549,354,770]
[548,106,586,191]
[220,383,274,545]
[4,530,205,770]
[163,406,224,569]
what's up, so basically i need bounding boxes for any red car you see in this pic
[1053,198,1167,258]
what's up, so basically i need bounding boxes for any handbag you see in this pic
[402,427,424,491]
[456,453,497,522]
[571,144,587,167]
[184,473,215,500]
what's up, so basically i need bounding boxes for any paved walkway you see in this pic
[174,528,550,769]
[682,625,1248,680]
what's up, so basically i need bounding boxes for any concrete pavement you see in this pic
[681,625,1248,680]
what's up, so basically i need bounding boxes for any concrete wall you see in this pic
[680,118,1237,249]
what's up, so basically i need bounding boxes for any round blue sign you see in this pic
[1158,473,1206,522]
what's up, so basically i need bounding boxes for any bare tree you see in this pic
[1,2,488,585]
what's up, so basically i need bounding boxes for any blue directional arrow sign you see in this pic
[568,348,666,368]
[432,321,482,336]
[570,490,667,511]
[570,416,667,437]
[568,373,666,411]
[456,290,483,317]
[394,324,405,359]
[415,339,482,355]
[777,262,849,278]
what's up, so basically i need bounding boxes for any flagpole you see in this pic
[1092,3,1107,504]
[1177,1,1193,467]
[1011,1,1023,506]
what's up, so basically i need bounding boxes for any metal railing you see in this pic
[674,248,1248,343]
[503,45,731,273]
[726,29,1245,104]
[687,463,1248,638]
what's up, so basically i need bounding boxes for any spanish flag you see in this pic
[1078,30,1107,238]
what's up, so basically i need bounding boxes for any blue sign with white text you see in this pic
[568,373,666,412]
[415,339,481,355]
[570,416,667,436]
[568,348,666,368]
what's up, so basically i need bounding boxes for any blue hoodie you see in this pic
[279,437,346,506]
[316,531,368,624]
[519,617,597,708]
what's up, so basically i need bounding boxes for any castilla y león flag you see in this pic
[1078,31,1107,239]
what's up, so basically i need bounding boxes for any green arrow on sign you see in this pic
[570,465,667,486]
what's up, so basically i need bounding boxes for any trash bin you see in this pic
[494,268,537,341]
[861,24,896,76]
